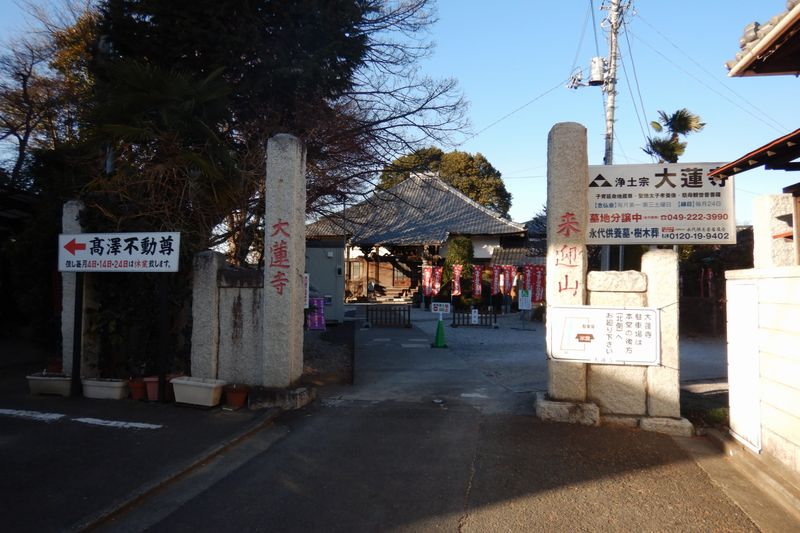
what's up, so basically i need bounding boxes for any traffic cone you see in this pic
[431,319,447,348]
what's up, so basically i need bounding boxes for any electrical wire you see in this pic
[621,17,651,153]
[632,13,787,134]
[570,2,592,77]
[590,0,601,57]
[459,77,572,145]
[618,51,650,156]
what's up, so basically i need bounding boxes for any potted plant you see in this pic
[27,371,71,396]
[171,376,227,407]
[82,377,128,399]
[223,383,250,410]
[128,377,147,400]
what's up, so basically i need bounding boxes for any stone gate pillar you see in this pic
[263,134,307,388]
[545,122,589,401]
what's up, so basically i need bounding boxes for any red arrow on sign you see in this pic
[63,238,87,255]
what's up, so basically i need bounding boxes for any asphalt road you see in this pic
[96,321,760,533]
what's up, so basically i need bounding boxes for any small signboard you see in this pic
[587,163,735,245]
[518,289,532,310]
[470,308,480,325]
[431,302,451,314]
[58,232,180,272]
[548,305,661,365]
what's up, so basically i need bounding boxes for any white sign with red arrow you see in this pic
[58,232,180,272]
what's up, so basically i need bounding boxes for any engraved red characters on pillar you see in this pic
[268,218,291,295]
[558,274,579,296]
[557,212,580,238]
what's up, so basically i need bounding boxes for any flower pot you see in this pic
[82,378,128,400]
[128,378,146,400]
[143,376,160,401]
[46,358,63,374]
[171,377,227,407]
[224,384,250,410]
[27,372,71,397]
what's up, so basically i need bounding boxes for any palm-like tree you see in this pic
[643,108,705,163]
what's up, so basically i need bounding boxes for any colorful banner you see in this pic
[472,265,483,296]
[533,265,546,303]
[422,265,433,297]
[432,266,443,296]
[452,264,463,296]
[522,264,534,291]
[503,265,516,294]
[491,265,502,294]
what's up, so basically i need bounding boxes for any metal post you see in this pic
[158,275,169,402]
[70,272,84,397]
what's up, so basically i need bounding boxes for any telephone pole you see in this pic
[601,0,626,269]
[603,0,623,166]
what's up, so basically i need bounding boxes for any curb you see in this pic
[72,407,283,532]
[704,427,800,523]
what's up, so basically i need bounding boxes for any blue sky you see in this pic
[2,1,798,225]
[420,0,800,224]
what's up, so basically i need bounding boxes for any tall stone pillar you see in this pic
[61,200,83,375]
[263,134,307,388]
[546,122,589,401]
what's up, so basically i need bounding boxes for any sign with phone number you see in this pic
[586,163,735,245]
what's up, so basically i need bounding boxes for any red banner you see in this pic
[503,265,516,294]
[452,264,463,296]
[472,265,483,296]
[522,264,534,291]
[422,266,432,297]
[432,266,443,296]
[532,265,546,303]
[491,265,502,294]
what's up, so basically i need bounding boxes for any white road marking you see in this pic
[460,393,489,399]
[0,408,65,423]
[72,417,162,430]
[0,408,162,430]
[401,343,428,348]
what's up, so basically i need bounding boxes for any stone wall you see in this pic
[191,252,266,385]
[726,266,800,480]
[585,251,681,420]
[753,194,796,268]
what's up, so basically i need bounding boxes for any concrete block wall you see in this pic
[585,251,681,420]
[191,251,266,386]
[753,194,795,269]
[727,266,800,479]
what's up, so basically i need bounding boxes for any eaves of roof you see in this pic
[708,128,800,181]
[726,3,800,77]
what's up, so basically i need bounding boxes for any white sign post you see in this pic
[587,164,735,245]
[518,289,532,311]
[57,231,180,399]
[548,305,661,365]
[430,302,451,315]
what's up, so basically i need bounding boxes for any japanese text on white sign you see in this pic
[58,232,180,272]
[587,164,735,245]
[548,306,661,365]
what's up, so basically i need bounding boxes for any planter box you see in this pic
[143,375,180,401]
[27,373,71,396]
[82,378,128,400]
[171,377,227,407]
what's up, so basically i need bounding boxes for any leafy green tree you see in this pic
[443,235,474,283]
[643,108,705,163]
[380,147,512,217]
